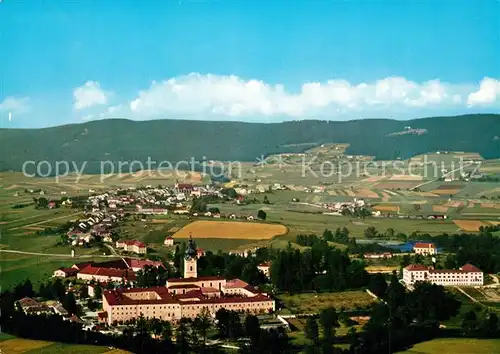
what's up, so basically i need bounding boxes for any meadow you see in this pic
[277,290,376,314]
[396,338,500,354]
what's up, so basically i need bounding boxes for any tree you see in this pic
[407,282,461,322]
[245,314,261,345]
[176,318,192,354]
[385,228,395,239]
[444,254,457,269]
[93,283,102,299]
[257,210,267,220]
[263,195,270,204]
[62,292,78,316]
[368,273,388,298]
[215,308,231,338]
[461,310,479,335]
[304,317,319,344]
[193,307,212,348]
[319,307,338,343]
[364,226,378,238]
[386,273,406,309]
[79,285,89,299]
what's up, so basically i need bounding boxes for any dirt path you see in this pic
[411,162,473,190]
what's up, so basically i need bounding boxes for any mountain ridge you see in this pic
[1,113,499,173]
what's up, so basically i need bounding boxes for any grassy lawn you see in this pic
[397,338,500,354]
[278,290,376,314]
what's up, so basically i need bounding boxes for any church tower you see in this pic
[184,233,198,279]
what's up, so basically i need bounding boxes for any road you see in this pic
[6,211,83,230]
[0,249,118,258]
[411,162,474,191]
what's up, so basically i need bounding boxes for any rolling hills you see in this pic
[0,114,499,173]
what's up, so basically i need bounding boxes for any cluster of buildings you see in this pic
[16,297,82,324]
[115,240,147,254]
[101,236,275,325]
[53,257,165,284]
[67,210,122,247]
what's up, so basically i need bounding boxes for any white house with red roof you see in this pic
[403,263,483,287]
[413,242,437,255]
[116,240,147,254]
[164,236,174,247]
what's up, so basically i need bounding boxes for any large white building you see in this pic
[101,235,274,325]
[403,263,483,287]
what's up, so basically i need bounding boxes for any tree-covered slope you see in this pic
[0,114,498,173]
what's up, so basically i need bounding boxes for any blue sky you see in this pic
[1,0,499,128]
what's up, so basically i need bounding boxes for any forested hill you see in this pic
[0,114,499,173]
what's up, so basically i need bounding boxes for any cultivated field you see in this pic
[397,338,500,354]
[453,219,489,232]
[278,290,376,314]
[172,220,287,239]
[0,335,131,353]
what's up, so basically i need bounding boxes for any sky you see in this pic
[0,0,499,128]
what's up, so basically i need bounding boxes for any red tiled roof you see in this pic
[79,265,136,280]
[126,259,165,269]
[167,276,225,283]
[177,184,194,189]
[405,264,429,271]
[18,297,41,308]
[258,262,271,268]
[224,279,249,289]
[97,311,108,319]
[414,242,436,249]
[460,264,482,273]
[104,287,273,307]
[120,240,146,247]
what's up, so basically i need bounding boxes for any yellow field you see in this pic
[0,338,52,353]
[453,220,489,232]
[432,189,460,195]
[488,221,500,226]
[432,205,449,213]
[373,204,399,212]
[173,220,287,239]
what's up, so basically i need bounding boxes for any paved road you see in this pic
[0,249,117,258]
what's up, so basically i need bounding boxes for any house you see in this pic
[363,252,393,259]
[197,248,205,258]
[48,201,57,209]
[257,262,271,278]
[413,242,437,255]
[17,297,52,315]
[53,267,79,278]
[176,184,194,194]
[52,304,69,317]
[115,240,147,254]
[77,265,136,283]
[164,236,174,247]
[403,263,483,287]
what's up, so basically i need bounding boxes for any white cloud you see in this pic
[73,81,110,110]
[126,73,488,119]
[0,96,30,114]
[467,77,500,106]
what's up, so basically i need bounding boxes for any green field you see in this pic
[0,333,131,353]
[278,290,376,314]
[397,338,500,354]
